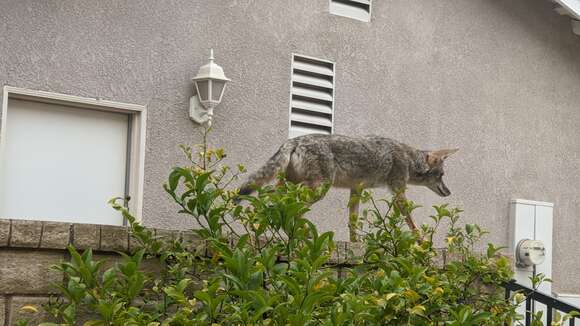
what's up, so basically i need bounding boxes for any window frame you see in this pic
[0,86,147,222]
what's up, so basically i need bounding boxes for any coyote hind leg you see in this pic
[348,188,361,242]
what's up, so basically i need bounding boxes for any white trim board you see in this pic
[509,199,554,208]
[0,86,147,221]
[555,0,580,20]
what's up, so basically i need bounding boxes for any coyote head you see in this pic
[414,149,459,197]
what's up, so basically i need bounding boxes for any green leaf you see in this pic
[465,224,475,235]
[167,169,182,192]
[195,172,212,193]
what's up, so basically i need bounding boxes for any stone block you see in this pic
[93,253,162,277]
[128,231,144,253]
[339,267,353,279]
[40,222,71,249]
[344,242,365,265]
[9,296,56,325]
[181,231,206,256]
[140,257,163,276]
[0,250,64,294]
[99,225,129,252]
[328,241,341,264]
[0,219,10,247]
[93,253,123,271]
[77,306,102,324]
[0,296,5,326]
[10,220,42,248]
[154,228,178,242]
[328,268,340,280]
[336,241,353,265]
[72,223,100,250]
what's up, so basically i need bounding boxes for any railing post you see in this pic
[525,297,532,326]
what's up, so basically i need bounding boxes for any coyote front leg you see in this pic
[395,192,418,231]
[348,188,361,242]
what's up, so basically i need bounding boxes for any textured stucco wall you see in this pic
[1,0,580,292]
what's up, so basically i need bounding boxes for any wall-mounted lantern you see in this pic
[189,49,230,127]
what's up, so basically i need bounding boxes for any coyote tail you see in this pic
[238,142,296,196]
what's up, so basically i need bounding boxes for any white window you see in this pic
[329,0,372,22]
[0,87,146,225]
[288,54,335,138]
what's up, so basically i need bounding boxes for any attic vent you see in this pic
[289,54,335,138]
[329,0,372,22]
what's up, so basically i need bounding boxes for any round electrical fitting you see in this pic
[516,239,546,268]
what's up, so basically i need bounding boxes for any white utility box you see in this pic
[509,199,554,325]
[509,199,553,294]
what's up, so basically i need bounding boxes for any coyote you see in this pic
[239,134,458,241]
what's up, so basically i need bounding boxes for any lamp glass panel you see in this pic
[196,80,209,101]
[211,80,226,101]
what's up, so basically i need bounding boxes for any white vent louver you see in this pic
[289,54,335,138]
[329,0,372,22]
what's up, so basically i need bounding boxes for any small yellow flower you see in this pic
[19,305,38,314]
[403,289,419,302]
[423,275,436,284]
[413,243,426,252]
[313,278,328,290]
[433,287,444,296]
[384,293,398,301]
[409,304,426,316]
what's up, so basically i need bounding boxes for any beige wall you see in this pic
[1,0,580,292]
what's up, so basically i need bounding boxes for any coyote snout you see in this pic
[238,134,458,241]
[428,182,451,197]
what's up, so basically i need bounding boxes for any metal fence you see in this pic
[504,281,580,325]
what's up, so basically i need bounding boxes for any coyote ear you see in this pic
[438,148,459,160]
[426,148,459,167]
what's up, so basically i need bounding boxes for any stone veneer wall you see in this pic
[0,219,454,325]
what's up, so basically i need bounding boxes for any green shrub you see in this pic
[28,133,571,325]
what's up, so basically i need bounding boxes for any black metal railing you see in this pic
[504,280,580,325]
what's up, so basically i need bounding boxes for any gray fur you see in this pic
[239,134,456,197]
[239,134,458,239]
